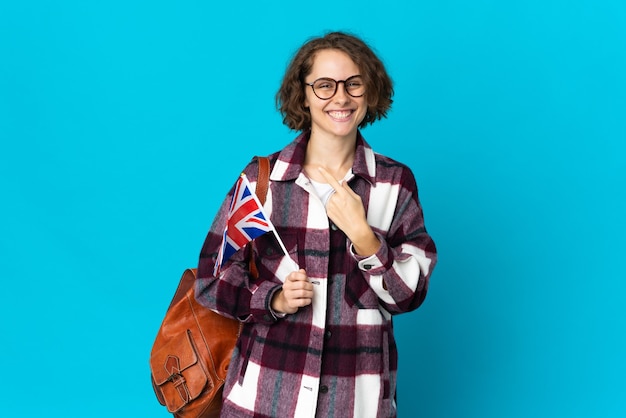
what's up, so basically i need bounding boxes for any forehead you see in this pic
[309,49,360,79]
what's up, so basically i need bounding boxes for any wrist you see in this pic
[271,289,286,314]
[351,231,380,257]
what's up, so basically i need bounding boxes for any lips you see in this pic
[327,110,354,121]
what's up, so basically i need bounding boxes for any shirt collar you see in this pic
[270,130,376,185]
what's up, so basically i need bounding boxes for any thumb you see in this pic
[288,269,307,281]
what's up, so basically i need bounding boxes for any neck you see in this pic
[303,130,357,182]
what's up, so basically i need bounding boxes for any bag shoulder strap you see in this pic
[255,156,270,205]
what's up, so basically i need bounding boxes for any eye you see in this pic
[346,77,363,87]
[314,80,335,90]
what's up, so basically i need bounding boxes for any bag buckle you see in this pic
[164,355,192,404]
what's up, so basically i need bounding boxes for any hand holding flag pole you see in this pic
[214,173,298,276]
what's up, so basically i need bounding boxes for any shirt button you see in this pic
[363,264,373,270]
[330,223,338,231]
[325,330,332,339]
[263,314,272,322]
[320,385,328,394]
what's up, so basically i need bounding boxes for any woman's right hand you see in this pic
[271,269,313,314]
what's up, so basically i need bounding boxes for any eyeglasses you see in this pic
[304,75,365,100]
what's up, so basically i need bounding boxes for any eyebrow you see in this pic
[308,74,362,81]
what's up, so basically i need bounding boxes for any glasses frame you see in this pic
[304,75,365,100]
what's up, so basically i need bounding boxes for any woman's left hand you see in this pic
[318,167,380,257]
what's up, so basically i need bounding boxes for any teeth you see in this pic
[328,110,352,119]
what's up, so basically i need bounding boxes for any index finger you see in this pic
[318,167,344,193]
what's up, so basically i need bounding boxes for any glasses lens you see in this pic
[345,76,365,97]
[313,79,337,99]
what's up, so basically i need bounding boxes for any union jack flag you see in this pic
[213,173,273,276]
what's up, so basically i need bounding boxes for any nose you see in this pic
[333,81,350,103]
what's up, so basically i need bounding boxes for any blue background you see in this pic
[1,1,624,417]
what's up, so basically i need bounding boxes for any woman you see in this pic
[196,31,437,418]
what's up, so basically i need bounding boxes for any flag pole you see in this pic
[269,227,300,272]
[244,174,300,272]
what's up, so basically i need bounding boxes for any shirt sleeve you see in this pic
[349,169,437,314]
[194,159,283,325]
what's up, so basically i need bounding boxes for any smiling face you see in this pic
[304,49,368,142]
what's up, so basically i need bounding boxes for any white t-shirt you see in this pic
[309,178,335,207]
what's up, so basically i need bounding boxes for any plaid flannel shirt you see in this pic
[196,131,437,418]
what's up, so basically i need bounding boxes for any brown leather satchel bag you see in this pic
[150,157,270,417]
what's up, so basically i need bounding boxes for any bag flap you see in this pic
[150,330,210,413]
[151,330,200,385]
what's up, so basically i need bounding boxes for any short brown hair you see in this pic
[276,32,394,131]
